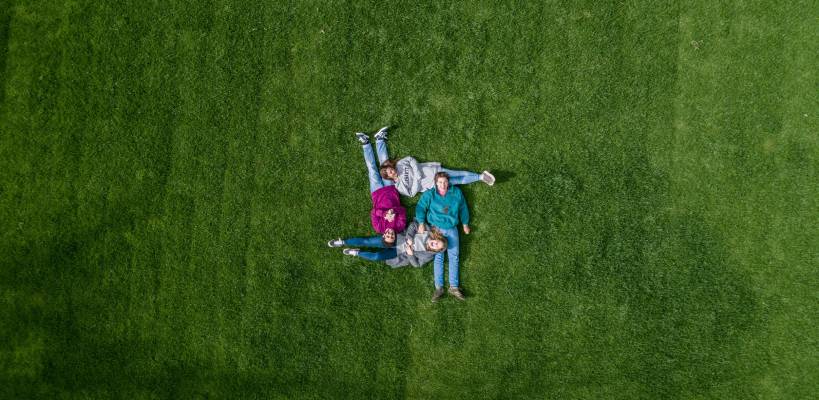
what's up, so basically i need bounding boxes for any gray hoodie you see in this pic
[385,221,437,268]
[394,157,442,197]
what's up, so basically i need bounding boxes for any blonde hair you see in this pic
[425,228,448,252]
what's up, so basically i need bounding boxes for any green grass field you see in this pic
[1,0,817,398]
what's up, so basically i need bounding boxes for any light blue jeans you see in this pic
[441,168,481,185]
[362,139,394,193]
[433,226,460,288]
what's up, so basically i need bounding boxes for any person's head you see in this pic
[382,228,396,246]
[434,172,450,193]
[380,159,398,180]
[425,228,448,252]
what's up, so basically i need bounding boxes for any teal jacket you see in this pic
[415,187,469,229]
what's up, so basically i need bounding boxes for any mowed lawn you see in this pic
[1,0,816,398]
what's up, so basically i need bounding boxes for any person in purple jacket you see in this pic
[356,127,407,241]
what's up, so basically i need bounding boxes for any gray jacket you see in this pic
[385,221,437,268]
[394,157,442,197]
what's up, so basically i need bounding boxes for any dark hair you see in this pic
[382,233,396,247]
[380,159,397,180]
[434,171,450,182]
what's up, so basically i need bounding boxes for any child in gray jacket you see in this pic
[328,222,447,268]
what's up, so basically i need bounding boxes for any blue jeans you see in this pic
[432,226,460,288]
[363,139,394,193]
[344,236,385,248]
[343,235,396,262]
[441,168,481,185]
[358,248,397,262]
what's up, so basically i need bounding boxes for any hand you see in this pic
[417,224,426,233]
[384,209,395,222]
[405,243,414,256]
[463,225,471,235]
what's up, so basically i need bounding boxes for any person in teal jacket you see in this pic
[415,172,470,302]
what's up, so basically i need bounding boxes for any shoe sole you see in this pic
[482,172,496,186]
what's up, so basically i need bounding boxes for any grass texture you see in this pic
[1,0,817,398]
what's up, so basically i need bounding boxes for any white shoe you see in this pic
[374,126,389,141]
[327,238,344,247]
[342,248,360,256]
[355,132,370,144]
[481,171,495,186]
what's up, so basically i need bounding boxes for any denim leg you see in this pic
[363,144,384,193]
[438,227,460,287]
[441,168,481,185]
[433,252,445,289]
[358,248,397,261]
[344,236,385,248]
[375,140,394,187]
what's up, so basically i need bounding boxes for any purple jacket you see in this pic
[371,186,407,233]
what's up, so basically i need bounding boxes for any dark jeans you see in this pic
[344,236,397,262]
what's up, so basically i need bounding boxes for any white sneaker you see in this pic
[481,171,496,186]
[355,132,369,144]
[374,126,389,141]
[342,248,360,256]
[327,238,344,247]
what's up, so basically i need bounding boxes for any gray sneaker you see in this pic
[327,238,344,247]
[374,126,389,141]
[480,171,495,186]
[431,287,445,303]
[355,132,370,144]
[342,248,360,256]
[448,287,466,301]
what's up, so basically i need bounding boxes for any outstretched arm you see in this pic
[407,254,420,267]
[415,191,432,229]
[404,221,418,238]
[458,190,470,226]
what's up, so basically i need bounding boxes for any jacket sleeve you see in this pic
[458,189,470,225]
[413,252,435,268]
[394,179,409,196]
[407,254,421,267]
[415,191,431,225]
[393,208,407,232]
[404,221,418,238]
[410,161,422,196]
[371,209,385,233]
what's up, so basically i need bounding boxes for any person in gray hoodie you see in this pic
[358,127,496,197]
[327,222,446,268]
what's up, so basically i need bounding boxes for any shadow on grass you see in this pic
[488,169,516,184]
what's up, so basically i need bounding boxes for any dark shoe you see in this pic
[448,287,466,301]
[355,132,370,144]
[431,287,445,303]
[374,126,389,141]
